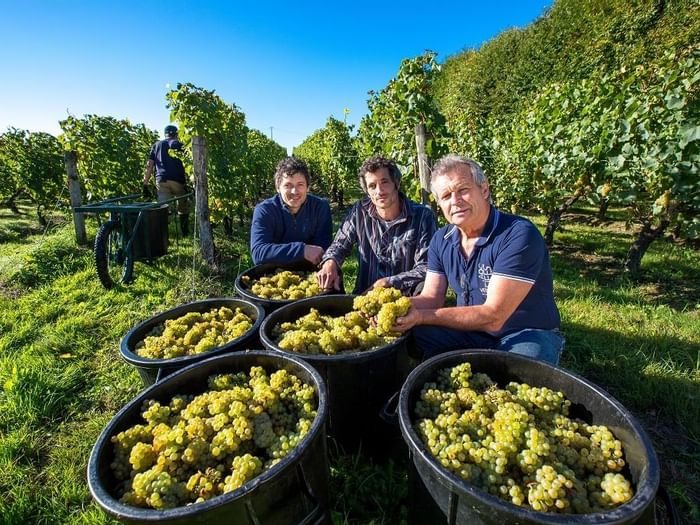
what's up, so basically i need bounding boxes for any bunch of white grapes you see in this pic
[241,270,321,300]
[110,366,317,509]
[135,307,254,359]
[273,287,411,355]
[414,362,634,514]
[353,286,412,335]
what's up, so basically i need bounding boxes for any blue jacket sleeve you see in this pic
[250,203,305,265]
[310,199,333,250]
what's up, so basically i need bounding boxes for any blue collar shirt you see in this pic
[427,207,560,337]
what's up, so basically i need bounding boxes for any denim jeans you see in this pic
[497,328,565,365]
[412,326,564,365]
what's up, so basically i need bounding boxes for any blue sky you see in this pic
[0,0,552,153]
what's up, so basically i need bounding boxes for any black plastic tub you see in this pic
[88,350,330,525]
[120,298,264,386]
[125,204,169,261]
[234,260,337,314]
[259,295,408,455]
[398,349,660,525]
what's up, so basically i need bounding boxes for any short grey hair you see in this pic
[430,155,491,202]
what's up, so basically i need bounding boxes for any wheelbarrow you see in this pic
[74,192,192,289]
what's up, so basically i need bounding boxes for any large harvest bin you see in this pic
[398,349,660,525]
[88,351,330,525]
[234,260,338,314]
[259,295,408,454]
[120,298,264,386]
[124,204,169,260]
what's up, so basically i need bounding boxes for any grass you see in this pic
[0,201,698,524]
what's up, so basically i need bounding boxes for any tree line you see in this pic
[0,84,287,239]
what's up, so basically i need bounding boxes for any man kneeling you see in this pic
[392,155,564,365]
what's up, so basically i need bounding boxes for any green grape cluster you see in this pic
[413,362,635,515]
[272,287,411,355]
[110,366,318,510]
[135,307,254,359]
[353,287,411,335]
[241,270,321,300]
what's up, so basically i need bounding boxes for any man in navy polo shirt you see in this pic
[250,157,332,265]
[143,125,190,235]
[392,155,564,364]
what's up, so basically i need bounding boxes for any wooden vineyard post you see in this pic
[65,150,87,245]
[192,136,217,268]
[415,122,431,206]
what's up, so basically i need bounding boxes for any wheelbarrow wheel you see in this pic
[94,220,134,289]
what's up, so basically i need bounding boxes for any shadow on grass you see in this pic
[561,321,699,420]
[0,209,31,221]
[328,440,408,525]
[0,214,43,243]
[111,243,242,303]
[0,206,70,244]
[550,230,700,311]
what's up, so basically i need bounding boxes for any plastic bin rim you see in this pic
[120,297,265,367]
[88,349,328,520]
[398,348,660,524]
[259,294,409,362]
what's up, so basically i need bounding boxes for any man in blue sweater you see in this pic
[392,155,564,364]
[250,157,332,265]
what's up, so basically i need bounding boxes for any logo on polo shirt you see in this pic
[478,264,492,296]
